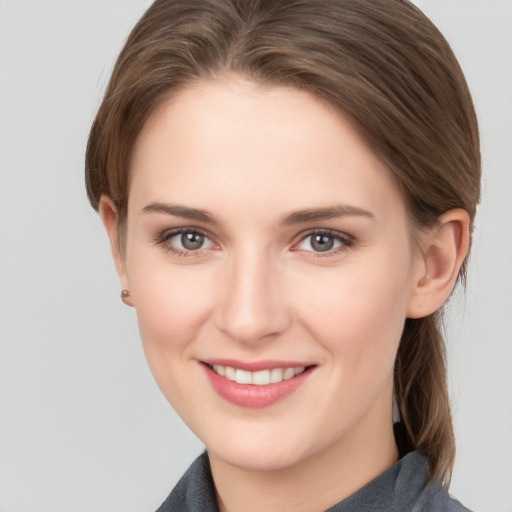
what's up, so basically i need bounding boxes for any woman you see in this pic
[85,0,480,510]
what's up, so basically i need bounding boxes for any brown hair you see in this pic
[86,0,480,485]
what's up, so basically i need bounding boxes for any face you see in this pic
[116,78,424,471]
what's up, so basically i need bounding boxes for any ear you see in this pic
[406,209,470,319]
[99,196,133,307]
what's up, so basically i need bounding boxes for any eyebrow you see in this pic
[141,202,375,225]
[281,205,375,225]
[142,203,219,224]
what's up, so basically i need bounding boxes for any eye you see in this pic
[175,231,207,251]
[294,230,353,255]
[156,228,216,255]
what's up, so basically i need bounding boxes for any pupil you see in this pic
[181,232,204,250]
[311,234,334,252]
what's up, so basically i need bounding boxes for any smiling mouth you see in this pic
[206,364,308,385]
[201,361,316,407]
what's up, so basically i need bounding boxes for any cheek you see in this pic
[292,253,412,369]
[125,242,216,359]
[126,255,218,414]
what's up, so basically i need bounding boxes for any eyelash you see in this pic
[154,228,354,258]
[154,228,216,258]
[293,229,354,257]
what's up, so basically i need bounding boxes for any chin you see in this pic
[201,421,321,473]
[210,442,304,472]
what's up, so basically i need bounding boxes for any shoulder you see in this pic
[394,452,473,512]
[414,481,472,512]
[327,451,473,512]
[156,450,473,512]
[155,452,218,512]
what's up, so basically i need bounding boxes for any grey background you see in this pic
[0,1,510,511]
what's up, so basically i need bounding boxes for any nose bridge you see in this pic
[216,242,289,344]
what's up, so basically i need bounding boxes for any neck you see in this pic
[208,410,398,512]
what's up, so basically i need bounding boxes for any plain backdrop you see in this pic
[0,1,511,511]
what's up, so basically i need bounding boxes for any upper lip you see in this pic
[201,358,315,372]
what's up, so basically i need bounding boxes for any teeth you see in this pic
[211,364,306,385]
[283,368,295,380]
[252,370,270,385]
[235,369,253,384]
[213,364,225,377]
[270,368,283,383]
[225,366,236,381]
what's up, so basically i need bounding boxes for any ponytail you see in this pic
[395,315,455,485]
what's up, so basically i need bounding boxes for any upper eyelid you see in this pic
[155,226,215,243]
[154,227,218,257]
[294,228,353,243]
[291,229,354,256]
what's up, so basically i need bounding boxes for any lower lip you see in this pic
[202,364,314,408]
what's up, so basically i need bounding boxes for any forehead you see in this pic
[129,78,405,224]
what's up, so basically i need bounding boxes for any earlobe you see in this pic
[99,196,133,306]
[406,209,470,319]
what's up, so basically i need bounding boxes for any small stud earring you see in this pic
[121,289,131,305]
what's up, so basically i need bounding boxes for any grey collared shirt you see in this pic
[156,451,472,512]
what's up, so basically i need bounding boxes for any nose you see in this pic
[215,249,291,345]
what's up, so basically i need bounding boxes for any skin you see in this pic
[101,78,469,512]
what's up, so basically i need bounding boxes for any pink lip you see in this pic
[201,361,315,408]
